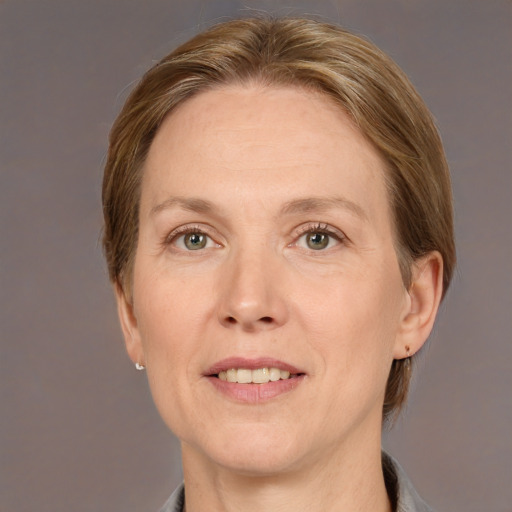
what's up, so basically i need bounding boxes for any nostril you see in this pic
[221,314,279,329]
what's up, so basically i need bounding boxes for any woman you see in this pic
[102,17,455,512]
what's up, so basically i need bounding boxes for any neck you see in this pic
[181,432,391,512]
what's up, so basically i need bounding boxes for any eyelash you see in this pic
[163,222,346,251]
[165,224,205,241]
[294,223,346,249]
[163,224,216,248]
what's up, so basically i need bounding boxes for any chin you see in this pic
[186,423,305,476]
[214,447,300,476]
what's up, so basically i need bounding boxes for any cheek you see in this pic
[302,278,403,428]
[135,253,211,321]
[300,264,403,338]
[132,262,220,390]
[132,269,178,372]
[136,283,202,362]
[132,275,205,433]
[297,263,404,382]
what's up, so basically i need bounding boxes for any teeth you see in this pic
[237,369,252,384]
[252,368,269,383]
[269,368,281,381]
[218,367,294,384]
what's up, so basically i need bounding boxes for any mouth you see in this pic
[217,367,298,384]
[205,358,305,402]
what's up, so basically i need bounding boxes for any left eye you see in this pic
[297,230,339,251]
[175,232,215,251]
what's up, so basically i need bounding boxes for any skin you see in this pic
[116,85,443,512]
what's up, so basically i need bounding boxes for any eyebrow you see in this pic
[150,196,216,216]
[150,195,367,221]
[280,197,368,221]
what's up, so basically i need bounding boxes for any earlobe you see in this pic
[395,251,444,358]
[114,282,145,367]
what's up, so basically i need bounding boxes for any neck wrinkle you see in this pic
[180,434,391,512]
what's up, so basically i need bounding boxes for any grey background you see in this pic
[1,1,511,511]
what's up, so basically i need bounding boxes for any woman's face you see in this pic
[118,85,415,474]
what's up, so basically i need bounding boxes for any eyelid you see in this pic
[162,223,220,249]
[294,222,346,241]
[292,222,347,251]
[162,221,346,251]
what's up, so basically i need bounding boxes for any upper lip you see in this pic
[205,357,304,376]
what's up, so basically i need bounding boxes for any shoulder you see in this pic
[383,452,435,512]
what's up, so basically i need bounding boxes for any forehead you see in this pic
[151,84,376,161]
[142,85,390,223]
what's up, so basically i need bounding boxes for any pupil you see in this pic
[307,232,328,250]
[185,233,206,250]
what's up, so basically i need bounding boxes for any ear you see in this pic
[114,282,145,367]
[394,251,444,359]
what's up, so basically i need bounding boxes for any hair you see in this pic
[102,16,455,421]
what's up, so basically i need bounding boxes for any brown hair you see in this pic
[102,17,455,421]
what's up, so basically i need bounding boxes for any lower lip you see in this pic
[206,375,305,403]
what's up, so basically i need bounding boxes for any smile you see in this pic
[217,368,293,384]
[206,358,305,402]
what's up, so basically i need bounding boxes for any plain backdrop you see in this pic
[1,1,511,511]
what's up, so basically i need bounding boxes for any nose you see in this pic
[217,245,289,332]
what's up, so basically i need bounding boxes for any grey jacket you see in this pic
[159,453,433,512]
